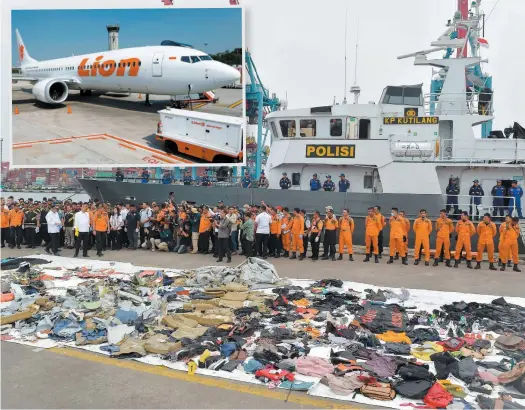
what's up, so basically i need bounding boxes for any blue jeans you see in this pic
[230,231,238,251]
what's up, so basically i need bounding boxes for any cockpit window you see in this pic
[200,55,213,61]
[191,56,201,63]
[181,56,191,63]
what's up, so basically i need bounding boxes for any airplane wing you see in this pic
[12,74,82,89]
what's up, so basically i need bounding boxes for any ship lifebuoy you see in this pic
[435,139,440,156]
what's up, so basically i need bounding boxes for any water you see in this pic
[1,191,91,202]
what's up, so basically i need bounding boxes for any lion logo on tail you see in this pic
[18,45,24,63]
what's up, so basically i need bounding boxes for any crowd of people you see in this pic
[1,193,522,272]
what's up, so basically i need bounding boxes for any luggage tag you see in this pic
[187,361,197,376]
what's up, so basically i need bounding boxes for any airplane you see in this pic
[12,29,241,105]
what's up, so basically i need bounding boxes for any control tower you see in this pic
[106,25,120,50]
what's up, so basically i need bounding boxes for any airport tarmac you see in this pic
[11,82,243,166]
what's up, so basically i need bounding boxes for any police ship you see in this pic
[79,1,524,248]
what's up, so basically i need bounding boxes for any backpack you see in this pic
[394,379,433,399]
[423,382,454,408]
[398,363,435,382]
[495,335,525,351]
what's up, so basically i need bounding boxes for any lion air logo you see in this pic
[191,121,206,127]
[18,45,24,62]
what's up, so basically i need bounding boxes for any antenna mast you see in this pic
[350,13,361,104]
[342,3,348,104]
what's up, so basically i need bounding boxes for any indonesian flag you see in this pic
[477,38,489,48]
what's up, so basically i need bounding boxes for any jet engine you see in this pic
[32,79,69,104]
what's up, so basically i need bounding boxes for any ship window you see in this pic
[280,120,296,137]
[191,56,201,63]
[330,119,343,136]
[300,119,316,137]
[270,121,278,139]
[292,173,301,186]
[403,87,423,105]
[383,87,403,104]
[181,56,191,63]
[363,174,373,189]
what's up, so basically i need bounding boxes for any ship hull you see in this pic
[78,178,524,253]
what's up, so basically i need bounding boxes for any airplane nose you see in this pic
[213,63,241,88]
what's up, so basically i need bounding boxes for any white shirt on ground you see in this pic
[46,211,62,234]
[74,211,91,233]
[255,212,272,234]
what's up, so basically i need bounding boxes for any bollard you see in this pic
[14,106,20,115]
[67,105,72,114]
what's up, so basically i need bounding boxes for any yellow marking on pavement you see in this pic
[49,347,353,409]
[192,102,207,110]
[228,99,243,109]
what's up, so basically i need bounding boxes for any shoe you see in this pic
[321,255,329,260]
[425,261,430,266]
[45,248,51,255]
[402,257,408,265]
[498,259,502,267]
[349,255,353,261]
[17,246,21,249]
[262,256,268,260]
[374,255,379,263]
[332,255,336,261]
[466,261,472,269]
[74,252,79,257]
[337,254,343,260]
[446,259,452,268]
[378,254,382,259]
[414,259,419,266]
[275,254,280,259]
[454,261,459,268]
[290,253,297,260]
[507,261,512,267]
[311,257,318,261]
[216,258,223,262]
[500,265,506,271]
[53,253,59,256]
[284,252,290,258]
[299,255,304,261]
[231,252,238,256]
[227,258,232,263]
[433,259,439,267]
[489,263,497,271]
[439,257,444,262]
[363,255,370,262]
[394,254,399,260]
[387,256,394,264]
[474,262,481,270]
[514,264,521,272]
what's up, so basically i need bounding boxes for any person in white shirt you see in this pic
[255,205,272,258]
[74,204,91,257]
[45,205,62,255]
[139,202,153,245]
[109,207,123,250]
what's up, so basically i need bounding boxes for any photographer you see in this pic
[189,206,200,253]
[174,214,191,254]
[198,206,213,253]
[215,208,232,263]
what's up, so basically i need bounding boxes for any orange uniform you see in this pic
[8,209,24,227]
[365,215,382,255]
[435,217,454,260]
[454,220,476,261]
[94,211,109,232]
[499,222,520,264]
[1,207,9,228]
[338,216,354,255]
[199,213,211,233]
[476,221,497,263]
[270,215,282,235]
[389,216,406,257]
[413,217,433,262]
[281,215,293,252]
[290,215,305,254]
[156,210,166,223]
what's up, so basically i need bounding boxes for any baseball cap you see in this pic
[340,173,345,177]
[326,175,332,178]
[473,179,479,183]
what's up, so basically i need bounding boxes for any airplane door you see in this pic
[152,53,164,77]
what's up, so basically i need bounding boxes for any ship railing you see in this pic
[424,91,494,116]
[438,138,525,163]
[440,194,519,220]
[82,175,272,188]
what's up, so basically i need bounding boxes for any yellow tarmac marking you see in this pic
[192,102,207,110]
[228,99,243,109]
[48,347,354,409]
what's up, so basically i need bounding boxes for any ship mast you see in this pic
[350,14,361,104]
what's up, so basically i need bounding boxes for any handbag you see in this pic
[360,382,396,401]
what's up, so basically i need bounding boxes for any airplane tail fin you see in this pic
[15,29,37,66]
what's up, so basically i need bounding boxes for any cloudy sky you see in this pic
[240,0,524,131]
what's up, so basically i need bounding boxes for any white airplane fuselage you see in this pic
[15,30,241,104]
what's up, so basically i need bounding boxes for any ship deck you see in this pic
[11,82,243,167]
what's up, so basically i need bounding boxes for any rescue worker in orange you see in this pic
[281,207,293,258]
[94,204,109,257]
[399,210,410,259]
[498,215,514,268]
[322,206,338,261]
[454,211,476,269]
[269,208,282,258]
[475,213,497,270]
[309,211,323,261]
[387,207,408,265]
[413,209,433,266]
[8,203,25,249]
[364,207,382,263]
[1,199,10,248]
[289,207,305,260]
[338,208,354,261]
[434,209,454,267]
[499,216,521,272]
[198,206,212,254]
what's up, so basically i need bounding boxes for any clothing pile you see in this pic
[1,255,525,410]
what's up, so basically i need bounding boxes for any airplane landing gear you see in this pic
[145,93,151,106]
